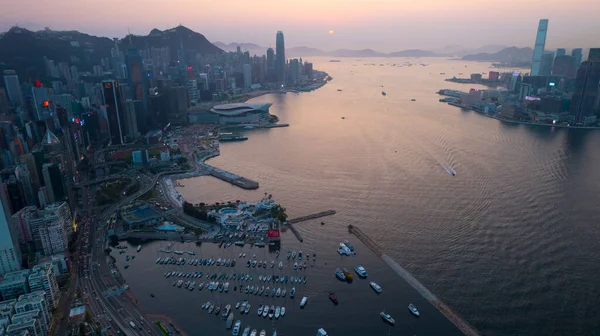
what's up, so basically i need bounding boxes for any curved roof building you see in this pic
[210,103,272,116]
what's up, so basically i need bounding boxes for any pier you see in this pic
[348,225,480,336]
[200,162,259,190]
[288,210,336,224]
[287,223,304,242]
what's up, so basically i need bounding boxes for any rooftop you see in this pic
[210,103,272,116]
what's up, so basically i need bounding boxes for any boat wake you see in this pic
[441,165,456,176]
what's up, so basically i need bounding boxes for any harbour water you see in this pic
[126,58,600,335]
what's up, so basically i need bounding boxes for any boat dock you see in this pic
[288,210,336,224]
[348,225,480,336]
[287,223,304,242]
[200,163,259,190]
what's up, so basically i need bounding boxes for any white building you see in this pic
[7,309,45,336]
[14,292,50,332]
[27,264,59,309]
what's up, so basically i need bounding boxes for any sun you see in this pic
[328,30,334,35]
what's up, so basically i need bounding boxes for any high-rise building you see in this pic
[530,19,549,76]
[243,64,252,88]
[0,197,21,275]
[126,44,148,117]
[0,270,29,300]
[552,55,577,78]
[588,48,600,62]
[556,48,566,57]
[41,164,65,204]
[266,48,275,82]
[101,80,125,145]
[14,291,50,333]
[571,48,583,67]
[539,51,555,76]
[570,59,600,125]
[289,59,300,84]
[275,31,286,84]
[27,264,59,309]
[7,308,46,336]
[3,71,23,105]
[123,100,140,140]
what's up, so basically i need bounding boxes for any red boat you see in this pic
[329,292,339,305]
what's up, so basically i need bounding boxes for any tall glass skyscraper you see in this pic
[275,31,286,84]
[530,19,549,76]
[0,198,22,275]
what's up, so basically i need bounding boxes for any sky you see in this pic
[1,0,599,52]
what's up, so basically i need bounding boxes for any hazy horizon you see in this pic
[1,0,599,52]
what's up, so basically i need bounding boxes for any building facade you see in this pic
[0,200,21,275]
[27,264,59,309]
[530,19,549,76]
[275,31,286,84]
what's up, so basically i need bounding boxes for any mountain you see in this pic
[461,46,533,66]
[388,49,439,57]
[329,49,387,57]
[287,46,326,57]
[0,25,222,79]
[213,42,266,55]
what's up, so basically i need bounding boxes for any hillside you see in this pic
[462,46,533,66]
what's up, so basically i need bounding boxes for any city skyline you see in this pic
[1,0,600,52]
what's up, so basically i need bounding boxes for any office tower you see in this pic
[186,80,199,105]
[304,62,313,78]
[571,48,583,67]
[101,80,125,145]
[552,55,577,78]
[588,48,600,62]
[126,44,148,116]
[41,164,65,204]
[3,70,23,105]
[28,264,59,309]
[539,51,555,76]
[275,31,286,84]
[570,58,600,125]
[267,48,275,82]
[243,64,252,88]
[123,100,140,140]
[0,197,21,274]
[556,48,566,57]
[289,59,300,84]
[530,19,549,76]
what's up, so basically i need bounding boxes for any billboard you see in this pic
[267,229,281,239]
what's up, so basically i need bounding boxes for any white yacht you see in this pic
[370,281,382,293]
[300,297,308,308]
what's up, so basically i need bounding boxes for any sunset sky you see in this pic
[1,0,599,52]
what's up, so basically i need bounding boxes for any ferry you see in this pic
[370,281,382,293]
[341,268,353,280]
[137,245,142,252]
[408,303,420,316]
[335,268,346,281]
[300,297,308,308]
[232,320,241,336]
[380,311,395,325]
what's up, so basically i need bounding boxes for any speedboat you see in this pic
[244,304,251,314]
[262,305,269,317]
[268,306,275,319]
[280,306,285,316]
[275,306,281,319]
[329,292,339,305]
[293,262,297,270]
[249,329,257,336]
[258,305,264,316]
[232,320,241,336]
[290,287,295,298]
[408,303,420,316]
[278,261,283,270]
[300,296,307,308]
[235,302,240,309]
[276,288,281,297]
[380,311,395,325]
[335,268,346,281]
[259,331,266,336]
[370,281,382,293]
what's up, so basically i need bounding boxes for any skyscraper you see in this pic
[555,48,566,57]
[552,55,577,78]
[0,197,22,275]
[588,48,600,62]
[275,31,286,84]
[101,80,125,145]
[539,51,555,76]
[530,19,549,76]
[571,48,583,67]
[126,44,148,117]
[266,48,275,82]
[243,64,252,88]
[570,59,600,125]
[3,70,23,105]
[41,163,65,204]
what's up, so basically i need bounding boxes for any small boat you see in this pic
[317,328,328,336]
[298,250,303,261]
[300,296,307,308]
[380,311,395,325]
[287,251,291,259]
[239,253,243,258]
[226,313,234,329]
[155,257,161,263]
[329,292,338,305]
[258,305,264,315]
[222,304,231,319]
[265,286,270,296]
[275,306,281,319]
[342,268,353,280]
[232,320,241,336]
[241,301,247,312]
[252,260,257,267]
[262,305,269,317]
[275,250,280,258]
[370,281,382,293]
[125,256,130,261]
[124,265,129,269]
[271,288,276,297]
[268,306,275,319]
[259,331,266,336]
[202,303,207,309]
[250,329,257,336]
[281,288,286,297]
[242,327,250,336]
[335,268,346,281]
[208,304,215,314]
[278,261,283,270]
[235,302,240,309]
[411,98,416,101]
[382,91,387,96]
[290,287,295,298]
[354,265,367,278]
[231,260,236,267]
[137,245,142,252]
[408,303,420,316]
[214,305,221,315]
[280,306,285,316]
[244,304,251,314]
[150,293,155,298]
[293,262,297,270]
[276,288,281,297]
[291,251,296,259]
[258,260,262,267]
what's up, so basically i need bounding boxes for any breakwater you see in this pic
[287,210,336,224]
[348,225,480,336]
[199,162,259,190]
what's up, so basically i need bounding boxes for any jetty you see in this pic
[200,163,259,190]
[288,210,336,224]
[287,223,303,242]
[348,225,480,336]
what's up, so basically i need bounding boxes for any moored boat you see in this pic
[275,306,281,319]
[380,311,395,325]
[329,292,338,305]
[268,306,275,319]
[290,287,295,298]
[341,268,353,280]
[300,296,308,308]
[232,320,241,335]
[354,265,367,278]
[370,281,382,293]
[280,306,285,316]
[335,268,346,280]
[408,303,420,316]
